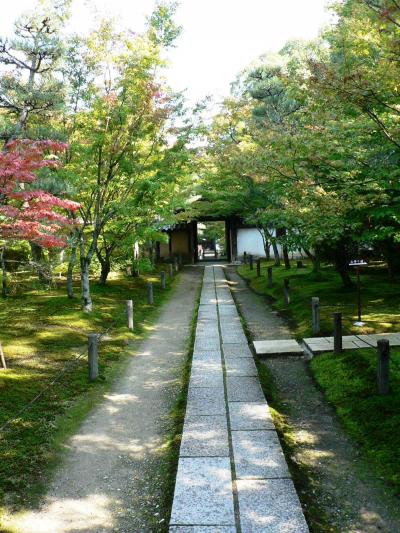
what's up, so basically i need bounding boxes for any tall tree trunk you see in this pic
[1,246,7,298]
[332,245,353,289]
[97,249,111,286]
[282,246,291,270]
[30,242,48,282]
[272,241,281,266]
[79,235,93,312]
[276,227,291,269]
[67,243,78,299]
[382,239,400,282]
[304,248,321,274]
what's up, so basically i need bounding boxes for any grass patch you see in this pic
[0,266,177,526]
[311,347,400,494]
[238,260,400,338]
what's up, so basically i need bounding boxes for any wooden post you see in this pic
[249,255,253,270]
[333,312,342,354]
[160,270,166,289]
[169,263,174,279]
[243,251,247,264]
[147,282,154,305]
[297,260,304,268]
[174,256,179,272]
[88,334,99,381]
[377,339,390,395]
[283,278,290,305]
[312,297,320,334]
[267,266,273,289]
[178,253,183,266]
[256,258,261,277]
[126,300,134,331]
[0,342,7,370]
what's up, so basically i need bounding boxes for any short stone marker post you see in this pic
[88,334,99,381]
[311,297,320,334]
[283,278,290,305]
[169,263,174,279]
[377,339,390,395]
[126,300,134,331]
[147,282,154,305]
[333,312,342,354]
[249,254,254,270]
[160,270,166,289]
[256,258,261,277]
[267,266,273,289]
[174,256,179,272]
[243,251,247,264]
[178,253,183,266]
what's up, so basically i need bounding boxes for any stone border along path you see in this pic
[169,265,309,533]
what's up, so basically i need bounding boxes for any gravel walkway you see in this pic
[12,266,203,533]
[227,267,400,533]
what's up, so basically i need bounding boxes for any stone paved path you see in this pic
[169,266,309,533]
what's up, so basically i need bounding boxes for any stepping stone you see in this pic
[221,332,248,344]
[225,358,258,377]
[229,402,274,431]
[180,415,229,457]
[223,343,252,359]
[232,430,289,479]
[169,526,237,533]
[226,376,265,402]
[357,333,400,348]
[236,479,309,532]
[194,338,221,352]
[253,339,303,356]
[170,457,235,526]
[192,350,222,363]
[303,337,333,354]
[218,305,239,317]
[186,387,226,416]
[190,360,224,388]
[324,336,370,350]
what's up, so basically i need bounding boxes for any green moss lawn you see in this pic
[311,347,400,493]
[0,268,176,521]
[238,260,400,338]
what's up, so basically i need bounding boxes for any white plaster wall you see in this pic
[237,228,266,256]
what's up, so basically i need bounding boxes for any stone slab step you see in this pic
[253,339,304,356]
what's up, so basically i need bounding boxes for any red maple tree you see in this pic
[0,140,79,248]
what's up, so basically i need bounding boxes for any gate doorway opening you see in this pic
[197,221,227,261]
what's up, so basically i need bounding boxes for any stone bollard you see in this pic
[333,312,342,354]
[88,334,99,381]
[311,297,320,334]
[147,282,154,305]
[243,252,247,264]
[377,339,390,395]
[256,258,261,277]
[126,300,134,331]
[160,270,166,289]
[174,256,179,273]
[267,266,273,289]
[283,278,290,305]
[249,255,254,270]
[169,263,174,279]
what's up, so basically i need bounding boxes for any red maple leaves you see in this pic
[0,140,80,248]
